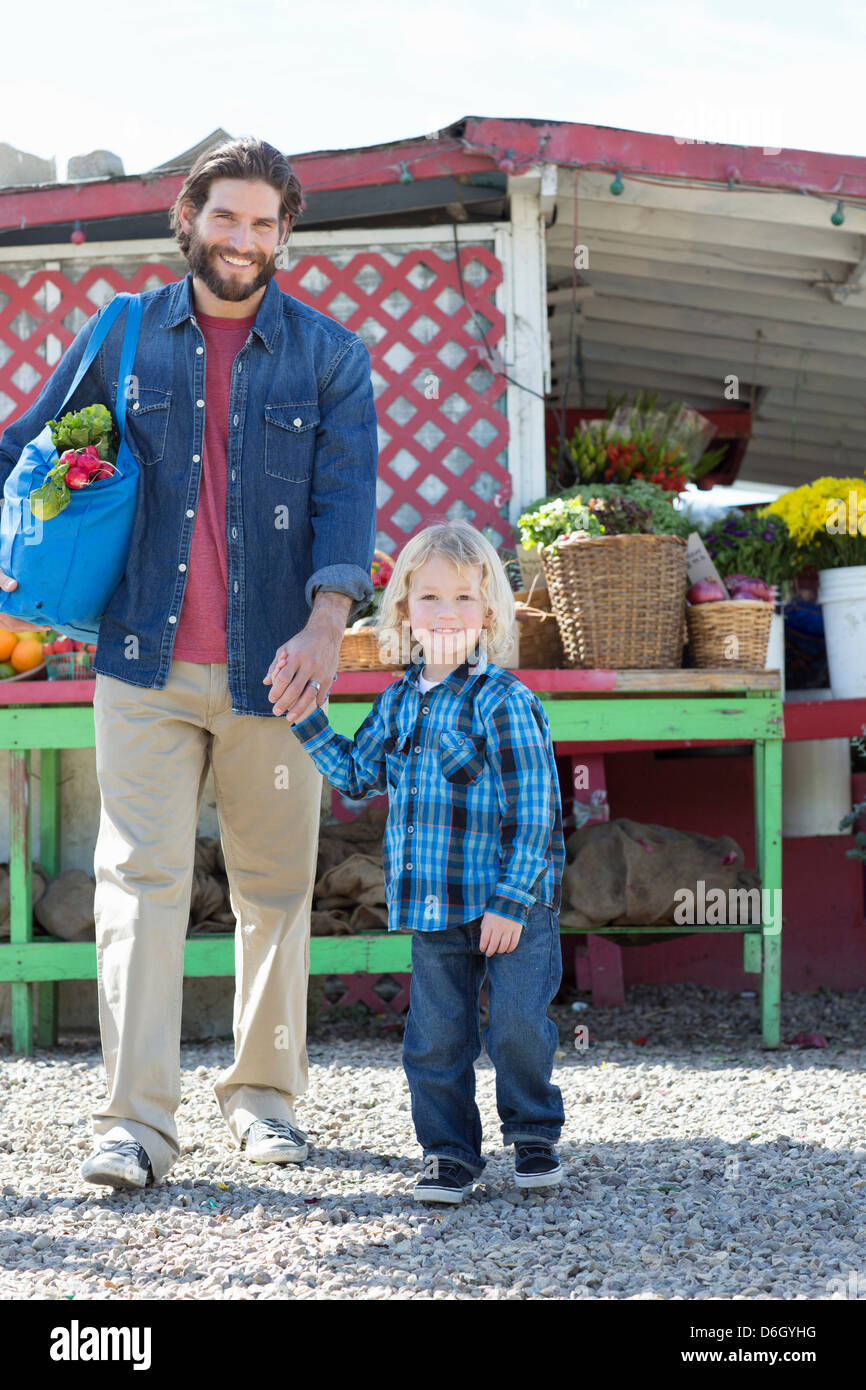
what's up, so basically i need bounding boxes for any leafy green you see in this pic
[46,404,117,462]
[30,470,70,520]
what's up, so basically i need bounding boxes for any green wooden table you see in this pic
[0,668,783,1054]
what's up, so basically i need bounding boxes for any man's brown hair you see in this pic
[168,136,303,255]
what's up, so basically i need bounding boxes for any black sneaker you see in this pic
[513,1140,563,1189]
[413,1158,476,1204]
[242,1118,308,1164]
[80,1139,153,1190]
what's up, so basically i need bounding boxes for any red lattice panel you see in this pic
[276,246,514,550]
[0,265,178,425]
[0,250,513,548]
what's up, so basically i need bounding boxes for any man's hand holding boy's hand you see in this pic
[479,911,523,956]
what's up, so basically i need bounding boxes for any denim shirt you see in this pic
[291,645,565,932]
[0,272,378,716]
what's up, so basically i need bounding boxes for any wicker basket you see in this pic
[338,626,407,672]
[513,580,564,669]
[541,533,688,669]
[686,599,773,669]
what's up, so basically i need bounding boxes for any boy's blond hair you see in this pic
[375,520,516,666]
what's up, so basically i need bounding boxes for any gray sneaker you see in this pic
[242,1118,308,1164]
[80,1139,153,1190]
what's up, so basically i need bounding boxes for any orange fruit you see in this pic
[0,630,18,662]
[10,637,44,673]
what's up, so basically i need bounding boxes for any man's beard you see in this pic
[186,224,277,302]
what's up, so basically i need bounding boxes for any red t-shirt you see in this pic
[172,309,256,662]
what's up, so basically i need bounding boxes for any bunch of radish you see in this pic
[687,575,774,604]
[43,637,98,655]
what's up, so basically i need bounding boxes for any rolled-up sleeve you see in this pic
[304,336,378,623]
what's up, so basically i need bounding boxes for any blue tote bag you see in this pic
[0,291,143,641]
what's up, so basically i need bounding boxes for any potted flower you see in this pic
[763,477,866,698]
[695,508,798,680]
[518,480,691,669]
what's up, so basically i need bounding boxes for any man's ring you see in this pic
[308,679,321,691]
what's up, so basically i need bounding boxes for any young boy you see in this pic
[271,519,566,1203]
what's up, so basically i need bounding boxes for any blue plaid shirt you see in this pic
[290,647,565,933]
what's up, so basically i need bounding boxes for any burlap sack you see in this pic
[318,802,388,844]
[314,853,385,908]
[32,868,93,942]
[189,866,226,925]
[311,909,355,936]
[0,861,48,940]
[561,817,762,945]
[194,836,226,877]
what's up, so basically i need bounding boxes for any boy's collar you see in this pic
[404,643,489,694]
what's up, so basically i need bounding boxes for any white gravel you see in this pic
[2,983,865,1301]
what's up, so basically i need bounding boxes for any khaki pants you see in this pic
[90,660,325,1182]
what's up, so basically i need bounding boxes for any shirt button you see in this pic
[406,863,413,871]
[132,401,139,410]
[196,399,205,408]
[178,563,187,572]
[193,454,200,463]
[237,363,243,373]
[233,414,239,426]
[293,417,302,427]
[410,786,418,794]
[421,706,429,714]
[196,346,204,355]
[234,581,239,593]
[414,745,421,753]
[407,825,414,834]
[186,509,194,518]
[231,528,237,539]
[231,470,236,481]
[168,615,177,624]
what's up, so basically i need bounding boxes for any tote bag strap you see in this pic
[56,292,131,418]
[113,293,143,440]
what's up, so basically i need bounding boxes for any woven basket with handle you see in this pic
[686,599,773,669]
[338,626,407,672]
[513,575,564,669]
[541,533,688,669]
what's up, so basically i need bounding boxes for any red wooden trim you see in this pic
[5,116,866,231]
[461,117,866,198]
[783,699,866,742]
[0,137,492,231]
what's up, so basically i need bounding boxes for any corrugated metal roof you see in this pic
[543,165,866,490]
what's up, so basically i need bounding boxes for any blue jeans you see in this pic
[402,900,565,1177]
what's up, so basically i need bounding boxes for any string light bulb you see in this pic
[831,200,845,226]
[609,171,624,196]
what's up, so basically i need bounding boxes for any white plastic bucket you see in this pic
[817,565,866,698]
[783,689,851,837]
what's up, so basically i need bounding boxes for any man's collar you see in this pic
[161,271,282,353]
[404,642,489,694]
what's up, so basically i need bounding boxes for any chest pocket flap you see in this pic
[264,402,320,482]
[110,382,171,466]
[438,730,487,785]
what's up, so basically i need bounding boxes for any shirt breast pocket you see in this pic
[438,730,487,785]
[264,402,319,482]
[110,382,171,467]
[384,730,411,787]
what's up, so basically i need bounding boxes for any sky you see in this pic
[2,0,864,178]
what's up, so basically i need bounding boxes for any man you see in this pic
[0,137,378,1188]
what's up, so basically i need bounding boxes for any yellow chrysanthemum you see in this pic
[766,477,866,546]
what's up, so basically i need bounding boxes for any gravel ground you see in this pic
[1,982,865,1301]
